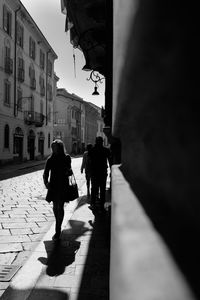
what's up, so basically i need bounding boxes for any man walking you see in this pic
[89,136,111,212]
[81,143,93,197]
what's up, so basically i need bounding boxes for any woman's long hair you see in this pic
[51,139,66,156]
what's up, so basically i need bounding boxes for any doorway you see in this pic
[38,132,45,157]
[28,130,35,160]
[13,127,24,161]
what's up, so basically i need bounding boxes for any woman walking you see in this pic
[43,139,72,240]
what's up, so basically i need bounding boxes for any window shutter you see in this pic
[29,37,32,57]
[5,46,8,57]
[21,26,24,48]
[29,66,31,77]
[19,57,23,69]
[33,41,35,60]
[9,10,12,36]
[16,22,19,43]
[3,5,7,32]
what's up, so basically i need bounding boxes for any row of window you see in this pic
[3,85,53,123]
[4,50,50,92]
[3,5,53,75]
[3,124,51,149]
[3,78,52,108]
[4,46,52,79]
[3,79,49,119]
[3,81,52,121]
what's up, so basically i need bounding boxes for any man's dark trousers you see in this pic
[91,172,107,209]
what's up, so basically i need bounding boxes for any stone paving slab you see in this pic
[28,233,46,242]
[2,222,38,229]
[22,242,39,251]
[0,235,31,243]
[0,218,27,223]
[0,244,23,254]
[0,230,10,236]
[0,254,16,265]
[11,251,33,266]
[10,229,33,235]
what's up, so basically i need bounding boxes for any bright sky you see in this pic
[20,0,105,108]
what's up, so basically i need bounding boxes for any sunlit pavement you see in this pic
[0,158,110,299]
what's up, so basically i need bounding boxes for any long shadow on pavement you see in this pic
[24,287,69,300]
[1,286,69,300]
[0,163,45,180]
[38,220,90,276]
[0,156,80,181]
[77,199,111,300]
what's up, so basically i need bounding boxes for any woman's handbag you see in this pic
[66,173,79,201]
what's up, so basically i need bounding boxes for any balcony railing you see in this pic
[30,78,36,90]
[18,68,25,82]
[4,57,13,74]
[24,111,44,127]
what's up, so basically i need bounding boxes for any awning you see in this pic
[60,0,106,76]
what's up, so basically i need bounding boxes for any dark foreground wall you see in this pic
[113,0,200,297]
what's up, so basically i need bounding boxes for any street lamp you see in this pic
[87,70,105,96]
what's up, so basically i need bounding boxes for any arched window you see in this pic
[4,124,9,148]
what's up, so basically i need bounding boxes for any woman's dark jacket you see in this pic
[43,154,72,202]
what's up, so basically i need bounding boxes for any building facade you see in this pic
[54,88,83,154]
[84,101,99,147]
[88,102,108,146]
[54,88,105,154]
[0,0,57,165]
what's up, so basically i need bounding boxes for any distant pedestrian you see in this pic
[89,136,111,212]
[81,143,93,196]
[43,139,73,241]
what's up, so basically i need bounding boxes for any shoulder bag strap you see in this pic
[69,172,77,185]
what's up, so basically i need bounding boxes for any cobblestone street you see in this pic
[0,157,86,295]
